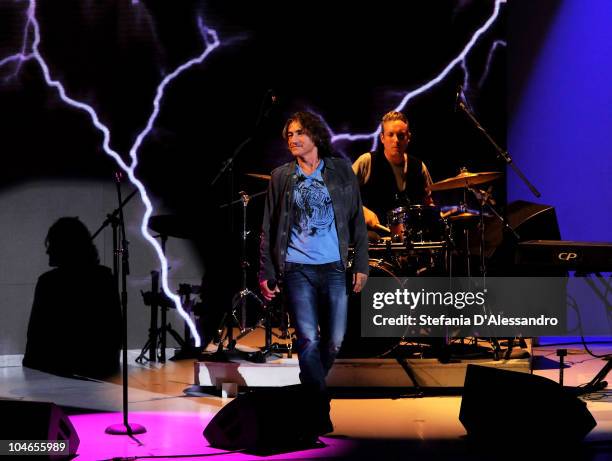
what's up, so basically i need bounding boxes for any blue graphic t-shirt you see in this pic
[285,159,341,264]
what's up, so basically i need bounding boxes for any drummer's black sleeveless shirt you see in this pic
[360,148,427,223]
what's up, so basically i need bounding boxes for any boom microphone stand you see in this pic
[95,172,146,435]
[456,85,541,199]
[456,88,528,360]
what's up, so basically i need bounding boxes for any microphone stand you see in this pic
[454,90,524,280]
[456,98,541,198]
[456,90,537,361]
[90,189,138,241]
[102,173,146,435]
[454,96,524,265]
[210,89,276,188]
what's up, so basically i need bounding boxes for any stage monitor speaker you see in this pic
[460,365,596,444]
[203,385,331,453]
[480,200,562,274]
[0,400,80,459]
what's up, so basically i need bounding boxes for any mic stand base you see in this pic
[105,423,146,436]
[572,357,612,396]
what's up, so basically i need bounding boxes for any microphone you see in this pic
[264,279,280,303]
[454,84,464,112]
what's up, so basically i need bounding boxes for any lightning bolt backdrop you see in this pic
[0,0,506,352]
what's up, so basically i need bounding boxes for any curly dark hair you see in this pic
[46,217,99,267]
[282,111,334,157]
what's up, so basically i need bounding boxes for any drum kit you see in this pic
[341,167,504,359]
[361,167,502,278]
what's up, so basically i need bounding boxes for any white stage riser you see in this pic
[195,357,531,388]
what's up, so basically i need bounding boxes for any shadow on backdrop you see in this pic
[23,217,121,380]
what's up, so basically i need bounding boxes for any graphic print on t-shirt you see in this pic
[293,176,334,236]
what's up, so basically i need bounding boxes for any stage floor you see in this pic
[195,337,532,390]
[1,342,611,460]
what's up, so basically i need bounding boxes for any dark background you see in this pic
[0,0,506,264]
[0,0,506,351]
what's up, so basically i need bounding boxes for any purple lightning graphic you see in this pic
[0,2,35,80]
[478,39,507,89]
[330,0,506,151]
[1,0,222,347]
[461,38,507,96]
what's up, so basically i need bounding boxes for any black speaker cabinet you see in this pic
[0,400,80,459]
[203,385,331,453]
[460,365,596,444]
[480,200,562,275]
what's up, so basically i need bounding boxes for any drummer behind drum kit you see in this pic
[341,167,505,359]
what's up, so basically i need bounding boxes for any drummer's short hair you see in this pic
[381,111,409,131]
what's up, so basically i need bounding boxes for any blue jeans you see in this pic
[283,260,349,391]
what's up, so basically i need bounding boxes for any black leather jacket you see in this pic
[259,156,369,282]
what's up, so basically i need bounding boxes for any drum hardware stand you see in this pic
[466,185,524,360]
[136,269,163,363]
[460,189,473,278]
[170,284,203,360]
[135,236,200,363]
[442,218,455,277]
[136,233,168,363]
[207,90,275,360]
[136,271,194,363]
[242,296,294,363]
[384,238,403,270]
[212,191,267,358]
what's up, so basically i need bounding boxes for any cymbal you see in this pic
[246,173,271,181]
[448,211,491,222]
[428,169,502,192]
[148,215,197,239]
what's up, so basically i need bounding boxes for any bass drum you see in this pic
[338,258,403,358]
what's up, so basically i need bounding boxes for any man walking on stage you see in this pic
[259,111,369,396]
